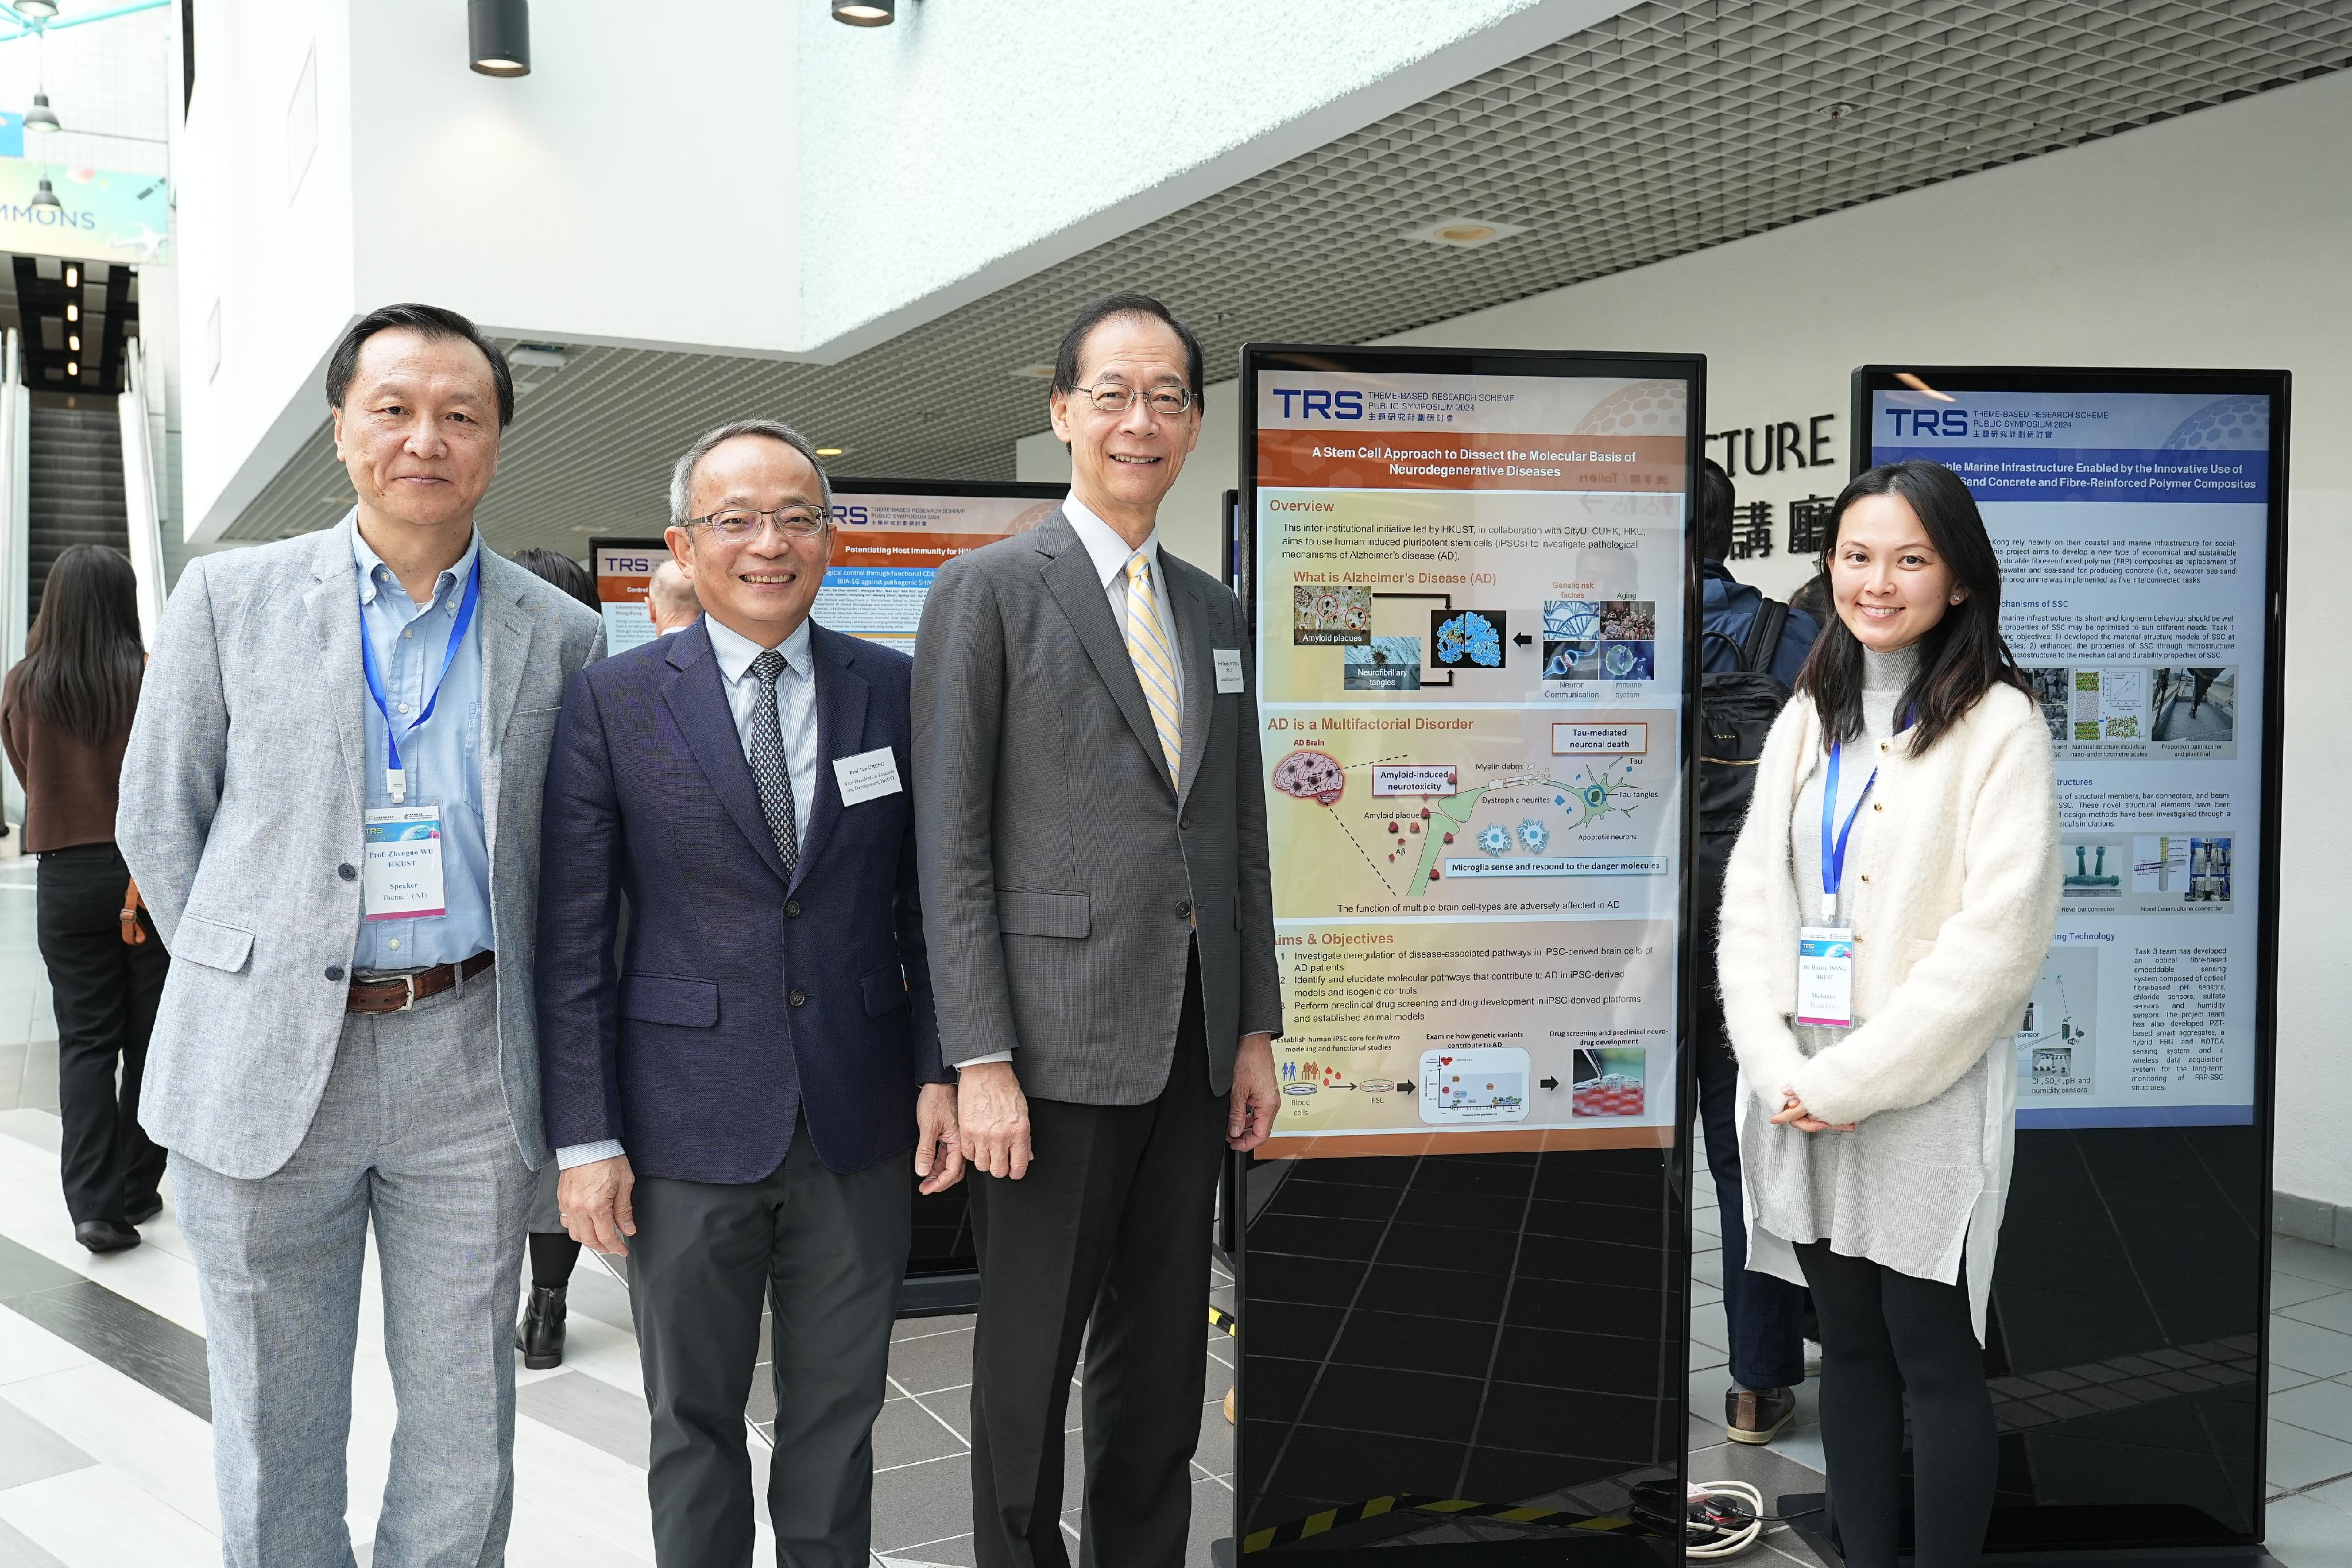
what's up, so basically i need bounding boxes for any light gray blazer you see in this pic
[116,517,603,1179]
[911,509,1282,1105]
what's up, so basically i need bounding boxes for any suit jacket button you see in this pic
[1176,900,1194,920]
[325,965,345,982]
[789,988,807,1007]
[338,863,358,881]
[785,900,802,918]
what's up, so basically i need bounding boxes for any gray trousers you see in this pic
[630,1118,909,1568]
[175,974,534,1568]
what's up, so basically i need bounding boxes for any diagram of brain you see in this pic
[1271,749,1347,805]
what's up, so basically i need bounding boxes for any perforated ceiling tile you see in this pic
[225,0,2352,552]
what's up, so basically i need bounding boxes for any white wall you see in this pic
[796,0,1632,360]
[1056,71,2352,1205]
[178,0,799,543]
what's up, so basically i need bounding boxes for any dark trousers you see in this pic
[36,843,169,1225]
[1795,1242,1996,1568]
[968,954,1223,1568]
[1692,995,1808,1389]
[629,1116,910,1568]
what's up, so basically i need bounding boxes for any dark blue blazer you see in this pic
[535,617,946,1182]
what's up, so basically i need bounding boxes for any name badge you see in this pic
[1214,648,1245,694]
[834,746,904,807]
[363,805,447,921]
[1795,925,1856,1028]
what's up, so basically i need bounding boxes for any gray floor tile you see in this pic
[2294,1472,2352,1515]
[0,1042,25,1111]
[871,1452,982,1555]
[2264,1491,2352,1567]
[874,1394,969,1470]
[2274,1273,2346,1312]
[0,1395,96,1489]
[2275,1381,2352,1445]
[894,1312,977,1344]
[2273,1316,2352,1379]
[2275,1361,2325,1395]
[516,1370,650,1468]
[5,1276,211,1420]
[2277,1238,2352,1290]
[2281,1291,2352,1338]
[1692,1248,1723,1289]
[0,1517,69,1568]
[887,1323,976,1398]
[2268,1419,2352,1491]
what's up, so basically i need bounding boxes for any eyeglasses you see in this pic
[687,505,833,543]
[1065,382,1197,418]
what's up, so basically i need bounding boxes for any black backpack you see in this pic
[1696,600,1793,948]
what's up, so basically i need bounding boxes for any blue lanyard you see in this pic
[359,556,482,803]
[1820,741,1876,923]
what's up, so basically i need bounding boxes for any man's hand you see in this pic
[958,1061,1033,1180]
[915,1082,966,1194]
[1228,1032,1278,1152]
[557,1155,636,1255]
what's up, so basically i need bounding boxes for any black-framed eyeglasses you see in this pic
[1066,383,1197,418]
[686,505,833,543]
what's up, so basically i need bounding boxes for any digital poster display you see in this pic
[1858,367,2286,1553]
[1251,367,1694,1159]
[1236,345,1701,1561]
[589,537,664,654]
[816,482,1064,651]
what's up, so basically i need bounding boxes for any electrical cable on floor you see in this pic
[1685,1479,1766,1559]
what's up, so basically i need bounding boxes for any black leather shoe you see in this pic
[126,1195,164,1228]
[75,1219,141,1254]
[516,1285,567,1370]
[1726,1384,1797,1445]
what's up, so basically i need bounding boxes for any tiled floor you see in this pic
[0,840,2343,1563]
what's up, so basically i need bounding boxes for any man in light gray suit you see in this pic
[913,293,1282,1568]
[118,303,602,1567]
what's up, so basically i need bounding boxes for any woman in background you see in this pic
[1717,460,2060,1567]
[1,546,171,1253]
[509,547,600,1366]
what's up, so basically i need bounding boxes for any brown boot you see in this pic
[1725,1384,1795,1445]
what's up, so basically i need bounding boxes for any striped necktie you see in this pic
[1123,551,1182,786]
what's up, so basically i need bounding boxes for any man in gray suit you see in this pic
[913,292,1282,1568]
[118,303,602,1567]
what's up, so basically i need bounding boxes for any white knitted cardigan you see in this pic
[1718,678,2062,1332]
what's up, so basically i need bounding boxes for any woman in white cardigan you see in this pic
[1718,459,2060,1567]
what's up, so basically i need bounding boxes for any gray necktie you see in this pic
[747,648,799,877]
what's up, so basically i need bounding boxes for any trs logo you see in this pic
[602,554,656,573]
[1887,408,1968,437]
[833,504,870,526]
[1272,388,1364,420]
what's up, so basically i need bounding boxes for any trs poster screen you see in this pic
[817,483,1064,650]
[1248,354,1696,1157]
[1865,373,2281,1128]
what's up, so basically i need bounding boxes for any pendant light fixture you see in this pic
[832,0,894,24]
[29,176,61,210]
[23,92,59,133]
[467,0,530,77]
[14,0,59,18]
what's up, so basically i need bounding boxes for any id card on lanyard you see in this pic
[1796,740,1875,1028]
[357,559,480,922]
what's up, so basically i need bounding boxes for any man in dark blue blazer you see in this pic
[536,418,960,1567]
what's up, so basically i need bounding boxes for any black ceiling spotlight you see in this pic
[468,0,530,77]
[832,0,894,25]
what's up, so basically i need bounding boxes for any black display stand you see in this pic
[1847,368,2290,1560]
[1232,345,1706,1562]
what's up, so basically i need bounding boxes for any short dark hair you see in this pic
[325,302,516,429]
[1053,292,1205,411]
[510,547,598,610]
[1696,458,1734,562]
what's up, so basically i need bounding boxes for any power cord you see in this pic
[1630,1479,1799,1559]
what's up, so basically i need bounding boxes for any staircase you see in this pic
[25,399,128,625]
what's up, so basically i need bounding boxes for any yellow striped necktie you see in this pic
[1123,551,1182,785]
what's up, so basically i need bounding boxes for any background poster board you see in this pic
[1236,345,1701,1559]
[1857,367,2286,1553]
[589,537,666,654]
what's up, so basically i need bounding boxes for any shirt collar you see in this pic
[1063,493,1160,591]
[704,611,814,684]
[350,512,483,610]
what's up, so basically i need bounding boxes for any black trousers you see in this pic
[1795,1241,1996,1568]
[629,1115,910,1568]
[1690,989,1808,1390]
[36,843,169,1225]
[968,951,1224,1568]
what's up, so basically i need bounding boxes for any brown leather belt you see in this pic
[348,951,496,1014]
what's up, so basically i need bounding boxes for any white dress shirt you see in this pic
[556,611,821,1170]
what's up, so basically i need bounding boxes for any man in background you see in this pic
[647,558,701,635]
[1695,457,1819,1444]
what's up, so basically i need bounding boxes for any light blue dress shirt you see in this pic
[350,520,495,973]
[555,613,820,1171]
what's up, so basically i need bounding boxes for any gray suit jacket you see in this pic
[116,517,603,1179]
[911,509,1281,1104]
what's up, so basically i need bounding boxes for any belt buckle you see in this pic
[397,973,420,1012]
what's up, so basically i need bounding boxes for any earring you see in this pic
[1950,594,1962,604]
